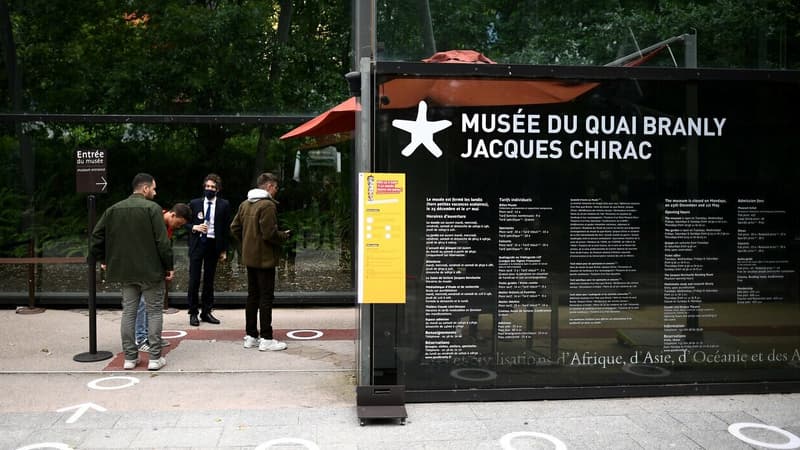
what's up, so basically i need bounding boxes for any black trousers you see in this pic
[187,238,219,315]
[245,266,276,339]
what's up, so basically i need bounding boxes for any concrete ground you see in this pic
[1,307,799,449]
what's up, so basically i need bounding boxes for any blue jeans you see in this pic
[135,294,147,344]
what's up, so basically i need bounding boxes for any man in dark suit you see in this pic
[186,173,232,326]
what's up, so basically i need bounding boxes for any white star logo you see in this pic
[392,100,452,158]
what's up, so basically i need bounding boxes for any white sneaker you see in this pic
[123,358,139,370]
[148,357,167,371]
[259,338,287,351]
[243,335,259,348]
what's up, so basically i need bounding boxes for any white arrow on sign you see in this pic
[95,176,108,191]
[57,402,107,424]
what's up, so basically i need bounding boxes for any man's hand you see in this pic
[219,252,227,262]
[100,263,107,271]
[165,270,175,282]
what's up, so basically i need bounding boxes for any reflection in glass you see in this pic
[0,122,353,298]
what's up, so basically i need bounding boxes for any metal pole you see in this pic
[604,33,690,67]
[357,56,373,386]
[353,0,375,388]
[74,194,112,362]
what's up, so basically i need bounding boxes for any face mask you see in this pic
[204,189,216,200]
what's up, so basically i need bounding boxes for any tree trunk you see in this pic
[0,0,37,262]
[418,0,436,57]
[198,123,227,166]
[269,0,294,86]
[253,125,270,183]
[0,0,32,194]
[255,0,294,182]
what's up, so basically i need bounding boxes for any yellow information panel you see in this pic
[357,172,406,303]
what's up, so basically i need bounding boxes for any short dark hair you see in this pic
[204,173,222,191]
[256,172,279,188]
[170,203,192,222]
[132,173,154,191]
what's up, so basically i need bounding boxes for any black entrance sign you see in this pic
[369,63,800,402]
[76,148,107,193]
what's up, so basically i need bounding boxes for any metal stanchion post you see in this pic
[74,194,113,362]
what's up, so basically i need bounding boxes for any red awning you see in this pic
[280,97,360,140]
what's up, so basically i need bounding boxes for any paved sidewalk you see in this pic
[1,307,799,449]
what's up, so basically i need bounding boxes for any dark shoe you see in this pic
[200,312,220,324]
[189,314,200,326]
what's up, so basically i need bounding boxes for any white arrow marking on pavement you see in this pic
[95,176,108,191]
[56,402,107,424]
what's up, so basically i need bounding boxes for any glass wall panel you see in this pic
[0,121,354,298]
[369,62,800,398]
[0,1,356,303]
[376,0,800,69]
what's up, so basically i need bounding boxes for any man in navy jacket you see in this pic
[186,173,232,326]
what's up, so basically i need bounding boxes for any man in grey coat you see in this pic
[91,173,174,370]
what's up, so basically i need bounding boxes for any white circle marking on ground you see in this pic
[15,443,72,450]
[728,422,800,449]
[87,376,140,391]
[500,431,568,450]
[161,330,187,339]
[255,437,320,450]
[621,363,671,377]
[286,329,324,340]
[450,367,497,382]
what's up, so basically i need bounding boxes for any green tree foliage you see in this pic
[0,0,353,257]
[4,0,352,115]
[276,0,353,112]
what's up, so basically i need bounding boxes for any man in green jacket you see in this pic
[230,172,291,352]
[91,173,174,371]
